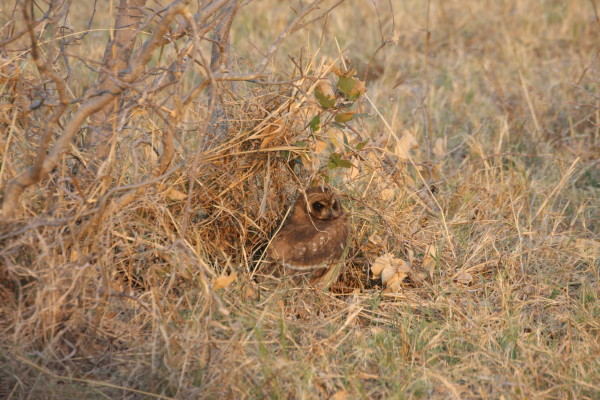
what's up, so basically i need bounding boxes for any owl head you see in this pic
[294,186,343,221]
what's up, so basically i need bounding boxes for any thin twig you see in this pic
[2,0,193,218]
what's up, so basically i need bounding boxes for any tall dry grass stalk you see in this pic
[0,0,599,398]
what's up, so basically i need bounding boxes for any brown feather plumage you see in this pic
[266,186,349,283]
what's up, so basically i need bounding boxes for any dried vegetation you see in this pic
[0,0,599,398]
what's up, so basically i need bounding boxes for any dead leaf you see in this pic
[334,111,355,123]
[407,249,415,265]
[259,119,284,149]
[368,233,382,246]
[332,66,356,78]
[422,245,437,279]
[384,275,404,292]
[315,139,328,154]
[433,137,446,158]
[212,272,237,290]
[315,79,336,109]
[362,233,383,255]
[454,270,473,285]
[370,253,391,276]
[166,188,187,201]
[380,188,395,201]
[418,163,441,182]
[371,253,412,292]
[395,131,419,161]
[381,264,397,284]
[330,389,350,400]
[243,284,259,301]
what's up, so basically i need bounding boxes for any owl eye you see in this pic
[332,201,339,210]
[313,202,324,211]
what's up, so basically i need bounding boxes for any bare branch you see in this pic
[2,0,193,218]
[180,0,328,135]
[0,2,54,47]
[209,0,326,83]
[206,1,240,146]
[84,0,147,165]
[22,0,70,180]
[180,7,221,235]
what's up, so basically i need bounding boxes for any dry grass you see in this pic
[1,0,599,399]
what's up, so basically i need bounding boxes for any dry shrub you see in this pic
[1,0,599,398]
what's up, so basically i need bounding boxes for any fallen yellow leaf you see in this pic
[213,272,237,290]
[371,253,412,292]
[315,139,328,154]
[330,389,350,400]
[381,265,396,285]
[166,188,187,201]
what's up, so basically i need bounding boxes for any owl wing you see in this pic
[269,218,347,269]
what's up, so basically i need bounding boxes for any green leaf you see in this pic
[327,153,341,169]
[337,75,367,101]
[328,152,353,169]
[337,76,356,99]
[309,115,321,132]
[336,158,352,168]
[315,84,336,109]
[294,140,307,147]
[342,131,349,147]
[355,140,368,151]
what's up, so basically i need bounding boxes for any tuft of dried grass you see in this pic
[1,0,599,399]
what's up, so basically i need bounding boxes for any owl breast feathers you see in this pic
[267,186,349,281]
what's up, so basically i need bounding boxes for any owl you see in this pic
[264,186,349,287]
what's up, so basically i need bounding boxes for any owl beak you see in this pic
[326,209,333,218]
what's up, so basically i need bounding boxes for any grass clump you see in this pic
[1,0,599,398]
